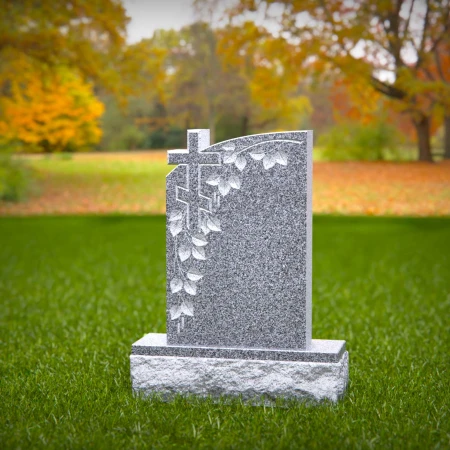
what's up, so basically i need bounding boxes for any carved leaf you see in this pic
[180,300,194,316]
[170,305,182,320]
[192,233,208,246]
[218,177,231,196]
[274,150,288,166]
[222,143,235,151]
[206,215,221,232]
[200,219,211,235]
[184,280,197,295]
[263,153,276,169]
[228,174,241,190]
[235,155,247,171]
[192,246,206,260]
[170,277,183,293]
[168,210,183,222]
[206,173,220,186]
[223,151,237,164]
[178,244,191,262]
[169,219,183,236]
[187,267,203,281]
[250,149,265,160]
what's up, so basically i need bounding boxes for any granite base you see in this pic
[130,333,349,404]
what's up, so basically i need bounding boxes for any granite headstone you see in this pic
[130,129,348,403]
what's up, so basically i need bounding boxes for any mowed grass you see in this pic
[1,215,449,449]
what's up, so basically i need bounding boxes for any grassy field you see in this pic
[1,215,449,449]
[1,152,449,216]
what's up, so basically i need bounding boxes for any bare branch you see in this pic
[318,0,334,25]
[370,76,406,99]
[401,0,415,40]
[416,0,430,69]
[423,67,435,81]
[427,4,450,55]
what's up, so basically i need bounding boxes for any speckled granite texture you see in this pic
[130,351,349,404]
[132,333,345,363]
[130,129,349,404]
[166,130,312,350]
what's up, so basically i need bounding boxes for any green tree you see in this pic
[124,21,311,147]
[217,21,312,134]
[158,23,222,144]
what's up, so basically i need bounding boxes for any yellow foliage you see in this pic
[218,22,311,132]
[331,76,386,126]
[0,60,104,152]
[1,0,128,98]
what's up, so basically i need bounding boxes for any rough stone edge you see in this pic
[130,351,349,405]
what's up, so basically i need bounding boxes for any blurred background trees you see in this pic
[0,0,129,153]
[229,0,450,161]
[0,60,104,152]
[0,0,449,161]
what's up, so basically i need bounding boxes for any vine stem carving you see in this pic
[168,139,291,331]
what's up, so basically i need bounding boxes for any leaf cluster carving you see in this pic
[206,173,241,197]
[168,207,221,330]
[169,138,289,331]
[249,148,288,169]
[206,142,288,200]
[170,300,194,320]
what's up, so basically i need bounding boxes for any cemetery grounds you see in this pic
[0,152,449,449]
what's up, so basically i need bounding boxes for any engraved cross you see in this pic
[168,129,221,232]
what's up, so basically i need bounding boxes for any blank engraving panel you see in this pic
[166,130,312,350]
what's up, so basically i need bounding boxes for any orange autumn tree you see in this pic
[0,0,129,97]
[415,38,450,158]
[329,75,421,141]
[329,77,386,125]
[230,0,450,161]
[322,75,409,160]
[0,0,133,154]
[217,21,311,135]
[0,61,104,152]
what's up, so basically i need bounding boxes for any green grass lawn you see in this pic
[1,215,449,449]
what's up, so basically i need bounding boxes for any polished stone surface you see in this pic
[130,129,349,404]
[132,333,345,363]
[130,351,349,404]
[166,130,313,350]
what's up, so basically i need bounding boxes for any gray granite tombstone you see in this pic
[130,129,348,403]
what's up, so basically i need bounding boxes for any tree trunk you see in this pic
[413,115,433,162]
[444,115,450,160]
[208,103,215,145]
[185,118,191,147]
[41,139,52,153]
[241,115,249,137]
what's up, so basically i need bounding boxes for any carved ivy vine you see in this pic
[169,140,288,331]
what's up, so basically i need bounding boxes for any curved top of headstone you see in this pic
[165,130,312,351]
